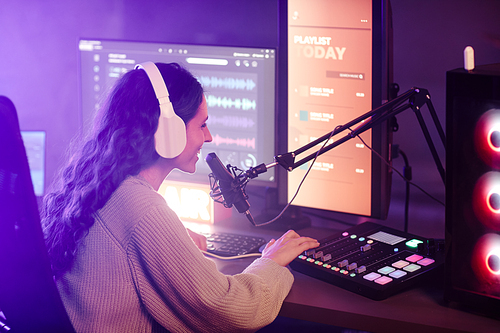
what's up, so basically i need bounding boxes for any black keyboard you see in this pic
[203,232,267,257]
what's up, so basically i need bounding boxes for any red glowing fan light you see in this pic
[474,109,500,169]
[472,172,500,231]
[486,250,500,275]
[472,233,500,284]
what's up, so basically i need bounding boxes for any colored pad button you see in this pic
[403,264,421,272]
[417,258,435,266]
[392,260,409,269]
[363,272,381,281]
[374,276,393,285]
[406,254,423,263]
[389,270,407,279]
[378,266,396,275]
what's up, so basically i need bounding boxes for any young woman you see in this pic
[42,62,319,332]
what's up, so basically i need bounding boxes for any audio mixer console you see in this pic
[289,222,444,300]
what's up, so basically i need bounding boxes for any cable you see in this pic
[254,127,338,227]
[396,147,412,233]
[202,251,262,260]
[352,131,445,207]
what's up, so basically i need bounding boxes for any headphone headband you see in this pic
[135,62,187,158]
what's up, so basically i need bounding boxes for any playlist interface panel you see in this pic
[287,0,373,214]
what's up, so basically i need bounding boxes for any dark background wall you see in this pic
[1,0,499,236]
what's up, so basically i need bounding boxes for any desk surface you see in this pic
[204,216,500,333]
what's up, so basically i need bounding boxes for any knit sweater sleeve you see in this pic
[125,184,294,332]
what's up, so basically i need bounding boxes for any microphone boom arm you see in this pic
[250,87,446,184]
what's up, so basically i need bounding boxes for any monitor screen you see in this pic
[78,39,277,186]
[278,0,393,219]
[20,131,46,197]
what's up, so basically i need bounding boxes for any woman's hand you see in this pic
[186,228,207,251]
[261,230,320,267]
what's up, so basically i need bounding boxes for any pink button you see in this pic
[374,276,393,285]
[417,258,435,266]
[406,254,423,263]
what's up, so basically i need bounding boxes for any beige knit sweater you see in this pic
[56,175,294,332]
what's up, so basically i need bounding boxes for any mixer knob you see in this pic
[338,259,349,268]
[355,266,366,274]
[322,253,332,262]
[347,262,358,271]
[361,244,371,252]
[305,249,316,257]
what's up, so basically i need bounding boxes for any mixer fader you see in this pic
[289,222,444,300]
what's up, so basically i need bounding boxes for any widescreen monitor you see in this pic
[78,39,277,187]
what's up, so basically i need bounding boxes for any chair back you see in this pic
[0,96,75,333]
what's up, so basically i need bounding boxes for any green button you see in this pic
[406,239,423,248]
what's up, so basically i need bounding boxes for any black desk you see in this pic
[203,216,500,333]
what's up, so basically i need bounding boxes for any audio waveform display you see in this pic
[79,40,276,185]
[210,134,256,150]
[206,95,256,110]
[207,115,256,129]
[198,76,257,91]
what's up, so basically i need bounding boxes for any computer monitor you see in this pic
[276,0,393,220]
[78,39,277,187]
[20,131,46,197]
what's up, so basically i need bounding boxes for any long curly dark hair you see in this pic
[42,63,203,276]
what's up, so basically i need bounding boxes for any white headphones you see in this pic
[134,62,186,158]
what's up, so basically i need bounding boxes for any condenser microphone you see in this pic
[205,152,255,225]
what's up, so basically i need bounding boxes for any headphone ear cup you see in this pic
[135,62,187,158]
[155,104,186,158]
